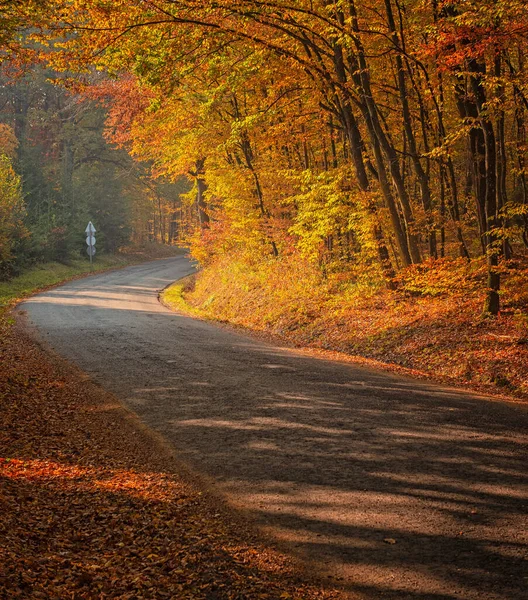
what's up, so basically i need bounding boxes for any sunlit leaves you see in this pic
[15,0,525,310]
[0,154,27,274]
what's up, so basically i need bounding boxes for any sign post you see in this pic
[85,222,96,270]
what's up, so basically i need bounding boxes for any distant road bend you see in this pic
[23,256,528,599]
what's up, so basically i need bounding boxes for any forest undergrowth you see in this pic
[166,252,528,401]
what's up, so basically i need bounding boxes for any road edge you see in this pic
[160,277,528,408]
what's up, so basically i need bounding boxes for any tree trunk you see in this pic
[384,0,437,258]
[467,60,501,314]
[193,158,209,229]
[349,0,421,264]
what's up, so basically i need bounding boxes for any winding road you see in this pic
[22,256,528,599]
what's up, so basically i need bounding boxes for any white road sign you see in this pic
[85,221,96,266]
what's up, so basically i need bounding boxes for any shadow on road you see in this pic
[23,262,528,600]
[129,342,528,600]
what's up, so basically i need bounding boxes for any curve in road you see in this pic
[22,256,528,599]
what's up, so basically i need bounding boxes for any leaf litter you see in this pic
[0,316,342,600]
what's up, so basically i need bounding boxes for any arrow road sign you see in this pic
[85,221,96,235]
[85,221,96,268]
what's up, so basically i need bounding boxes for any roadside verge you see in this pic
[161,274,528,405]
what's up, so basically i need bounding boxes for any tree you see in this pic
[0,151,26,277]
[22,0,528,312]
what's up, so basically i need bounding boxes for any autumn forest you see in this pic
[2,3,528,598]
[2,1,528,370]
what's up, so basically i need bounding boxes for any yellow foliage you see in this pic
[0,125,18,160]
[0,154,26,273]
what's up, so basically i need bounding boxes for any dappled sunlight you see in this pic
[245,440,281,451]
[20,256,527,599]
[375,426,528,444]
[175,416,356,436]
[25,290,166,313]
[230,482,526,597]
[129,370,527,598]
[0,457,178,502]
[230,481,527,598]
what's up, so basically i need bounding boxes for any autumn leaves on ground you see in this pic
[0,316,340,600]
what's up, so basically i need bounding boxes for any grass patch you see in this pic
[161,275,204,318]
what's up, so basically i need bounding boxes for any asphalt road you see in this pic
[22,256,528,599]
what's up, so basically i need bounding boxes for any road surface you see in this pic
[22,256,528,599]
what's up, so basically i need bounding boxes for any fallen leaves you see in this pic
[0,319,341,599]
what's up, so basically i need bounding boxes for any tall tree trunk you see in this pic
[349,0,421,265]
[385,0,437,258]
[467,60,501,314]
[193,158,209,229]
[327,8,396,282]
[239,131,279,257]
